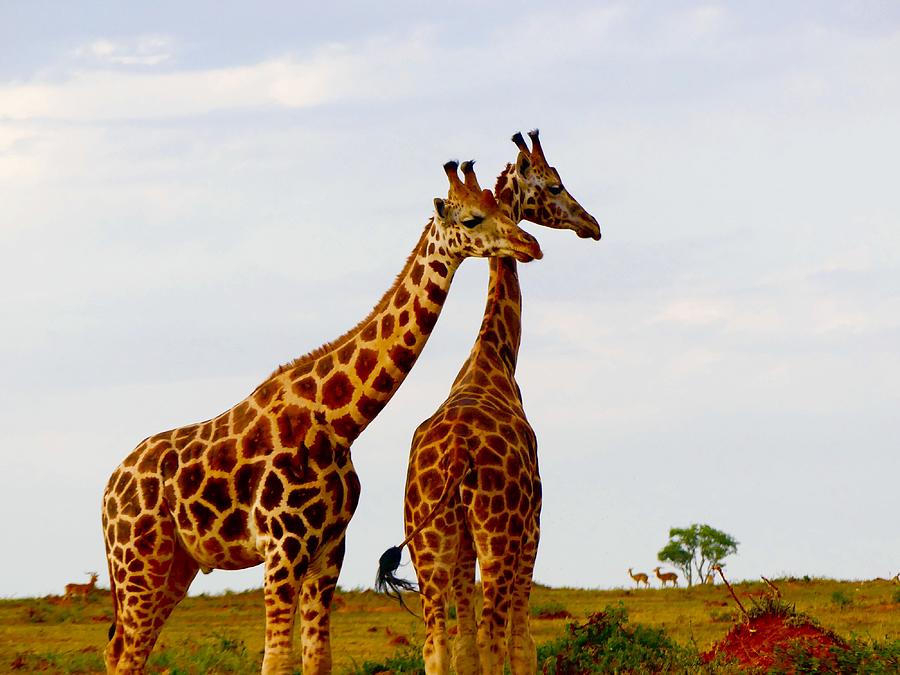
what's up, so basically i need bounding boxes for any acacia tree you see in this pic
[657,524,738,587]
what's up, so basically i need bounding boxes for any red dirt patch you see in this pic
[388,634,411,646]
[702,612,848,671]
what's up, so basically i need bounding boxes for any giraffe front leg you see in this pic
[104,500,199,674]
[296,535,347,675]
[260,543,308,675]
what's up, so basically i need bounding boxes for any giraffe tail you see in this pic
[375,439,471,612]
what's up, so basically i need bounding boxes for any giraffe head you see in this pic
[499,129,601,240]
[434,161,543,263]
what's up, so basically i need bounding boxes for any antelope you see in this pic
[653,567,678,588]
[64,572,99,600]
[628,568,650,588]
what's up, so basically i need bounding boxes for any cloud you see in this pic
[0,31,433,122]
[73,35,175,66]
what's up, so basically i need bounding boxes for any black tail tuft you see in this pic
[375,545,419,616]
[108,622,115,641]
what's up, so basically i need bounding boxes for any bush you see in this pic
[536,603,697,673]
[830,590,853,609]
[347,642,424,674]
[773,636,900,674]
[10,648,105,673]
[148,633,259,674]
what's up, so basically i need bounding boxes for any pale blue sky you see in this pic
[1,1,898,598]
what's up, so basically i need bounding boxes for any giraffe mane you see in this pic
[265,220,434,379]
[494,163,515,197]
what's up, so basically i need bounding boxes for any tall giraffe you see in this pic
[101,162,544,675]
[377,131,600,675]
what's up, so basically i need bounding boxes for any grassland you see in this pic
[2,577,897,673]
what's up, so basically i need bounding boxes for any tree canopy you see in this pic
[657,524,738,587]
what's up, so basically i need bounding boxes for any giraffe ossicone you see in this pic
[101,160,542,675]
[376,130,600,675]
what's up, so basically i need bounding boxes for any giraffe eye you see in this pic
[548,185,564,195]
[462,215,483,228]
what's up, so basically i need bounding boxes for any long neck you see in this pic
[268,219,463,442]
[450,168,525,387]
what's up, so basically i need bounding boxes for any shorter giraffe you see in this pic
[377,131,599,675]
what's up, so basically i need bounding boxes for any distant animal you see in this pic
[64,572,99,600]
[628,568,650,588]
[654,567,678,588]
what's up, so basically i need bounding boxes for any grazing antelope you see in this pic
[653,567,678,588]
[64,572,99,600]
[628,568,650,588]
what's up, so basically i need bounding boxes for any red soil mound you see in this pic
[702,612,848,671]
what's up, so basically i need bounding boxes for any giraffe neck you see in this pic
[267,219,463,442]
[448,168,526,389]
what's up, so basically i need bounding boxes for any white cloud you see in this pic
[73,35,175,66]
[0,31,434,122]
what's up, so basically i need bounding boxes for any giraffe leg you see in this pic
[507,534,538,675]
[260,543,309,675]
[105,516,199,674]
[450,527,479,675]
[418,564,452,675]
[475,555,515,675]
[295,535,346,675]
[411,524,462,675]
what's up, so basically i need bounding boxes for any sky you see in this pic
[1,1,899,599]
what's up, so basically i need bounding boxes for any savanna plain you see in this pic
[2,576,898,673]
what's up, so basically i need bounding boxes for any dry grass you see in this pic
[1,577,897,673]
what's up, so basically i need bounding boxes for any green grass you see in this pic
[1,578,897,673]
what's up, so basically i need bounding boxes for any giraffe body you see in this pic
[101,163,542,675]
[379,132,599,675]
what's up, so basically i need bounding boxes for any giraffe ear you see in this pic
[433,197,446,219]
[516,152,531,177]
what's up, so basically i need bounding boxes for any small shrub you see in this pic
[831,590,853,609]
[347,642,425,674]
[22,600,86,625]
[748,594,797,620]
[9,648,105,673]
[708,609,734,623]
[536,603,697,673]
[149,633,259,674]
[772,635,900,673]
[892,588,900,605]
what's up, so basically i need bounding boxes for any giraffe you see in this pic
[101,161,544,675]
[376,130,600,675]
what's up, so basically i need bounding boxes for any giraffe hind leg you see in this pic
[450,526,479,675]
[507,535,538,675]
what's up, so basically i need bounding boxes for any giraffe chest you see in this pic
[159,429,361,570]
